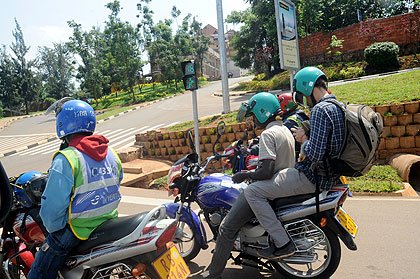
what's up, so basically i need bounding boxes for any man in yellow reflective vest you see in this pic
[28,100,123,279]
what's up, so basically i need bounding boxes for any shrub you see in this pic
[0,106,3,118]
[253,73,267,81]
[338,66,365,79]
[364,42,399,69]
[271,74,290,89]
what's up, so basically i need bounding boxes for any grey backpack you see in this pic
[322,99,384,177]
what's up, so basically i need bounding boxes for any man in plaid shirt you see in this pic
[243,66,345,259]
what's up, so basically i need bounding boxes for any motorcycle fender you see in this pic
[326,214,357,251]
[164,203,207,248]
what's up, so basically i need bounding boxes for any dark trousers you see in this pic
[28,225,81,279]
[206,192,254,278]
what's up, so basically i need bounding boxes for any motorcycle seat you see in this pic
[72,212,148,254]
[269,193,315,209]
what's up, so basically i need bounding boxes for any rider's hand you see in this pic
[240,146,249,155]
[168,188,179,197]
[232,171,250,183]
[291,127,308,143]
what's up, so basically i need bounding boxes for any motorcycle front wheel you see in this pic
[173,220,201,262]
[271,226,341,279]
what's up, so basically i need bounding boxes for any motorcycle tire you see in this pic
[173,220,201,262]
[271,226,341,279]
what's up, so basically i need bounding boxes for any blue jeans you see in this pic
[28,225,81,279]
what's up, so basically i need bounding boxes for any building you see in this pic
[201,24,248,80]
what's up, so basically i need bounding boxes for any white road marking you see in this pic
[112,126,150,149]
[107,128,137,142]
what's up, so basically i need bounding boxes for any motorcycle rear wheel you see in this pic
[173,220,201,262]
[271,226,341,279]
[2,263,26,279]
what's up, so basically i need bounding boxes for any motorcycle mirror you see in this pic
[213,121,225,155]
[216,121,225,136]
[187,130,196,154]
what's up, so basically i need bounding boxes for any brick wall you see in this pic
[299,11,420,64]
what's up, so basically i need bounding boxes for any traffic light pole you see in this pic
[181,60,201,162]
[192,89,201,163]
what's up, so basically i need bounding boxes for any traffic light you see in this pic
[181,60,198,91]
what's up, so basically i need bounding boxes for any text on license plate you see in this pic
[152,246,190,279]
[335,207,358,238]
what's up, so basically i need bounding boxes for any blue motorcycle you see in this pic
[164,122,358,279]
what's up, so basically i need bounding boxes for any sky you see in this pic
[0,0,250,66]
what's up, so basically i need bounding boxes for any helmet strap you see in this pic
[310,94,317,108]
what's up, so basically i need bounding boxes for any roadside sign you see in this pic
[274,0,300,71]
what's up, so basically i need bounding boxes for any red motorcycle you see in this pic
[0,162,188,279]
[222,132,260,174]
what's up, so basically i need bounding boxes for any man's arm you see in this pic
[232,130,277,183]
[232,159,274,183]
[40,153,74,233]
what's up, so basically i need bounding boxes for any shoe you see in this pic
[257,241,296,260]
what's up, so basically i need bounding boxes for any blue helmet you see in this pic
[56,100,96,139]
[14,171,45,207]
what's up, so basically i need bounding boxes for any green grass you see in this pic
[92,80,208,110]
[96,106,136,121]
[149,175,168,189]
[165,111,238,132]
[330,70,420,106]
[348,165,404,193]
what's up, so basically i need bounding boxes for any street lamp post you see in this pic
[216,0,230,114]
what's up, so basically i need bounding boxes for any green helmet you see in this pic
[293,67,327,96]
[293,67,327,108]
[237,92,280,124]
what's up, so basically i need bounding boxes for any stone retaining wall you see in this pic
[135,123,263,170]
[375,100,420,160]
[134,101,420,168]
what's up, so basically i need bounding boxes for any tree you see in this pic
[67,21,107,104]
[104,0,143,102]
[148,19,179,87]
[0,46,20,112]
[10,19,40,115]
[38,43,75,100]
[227,0,280,75]
[189,16,210,76]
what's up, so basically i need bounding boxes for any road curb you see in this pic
[352,182,418,197]
[0,135,58,158]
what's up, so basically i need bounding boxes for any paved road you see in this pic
[0,76,252,176]
[118,187,420,279]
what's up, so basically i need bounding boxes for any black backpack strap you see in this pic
[313,169,320,222]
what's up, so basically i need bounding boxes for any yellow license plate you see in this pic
[339,176,348,184]
[152,246,190,279]
[335,207,358,238]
